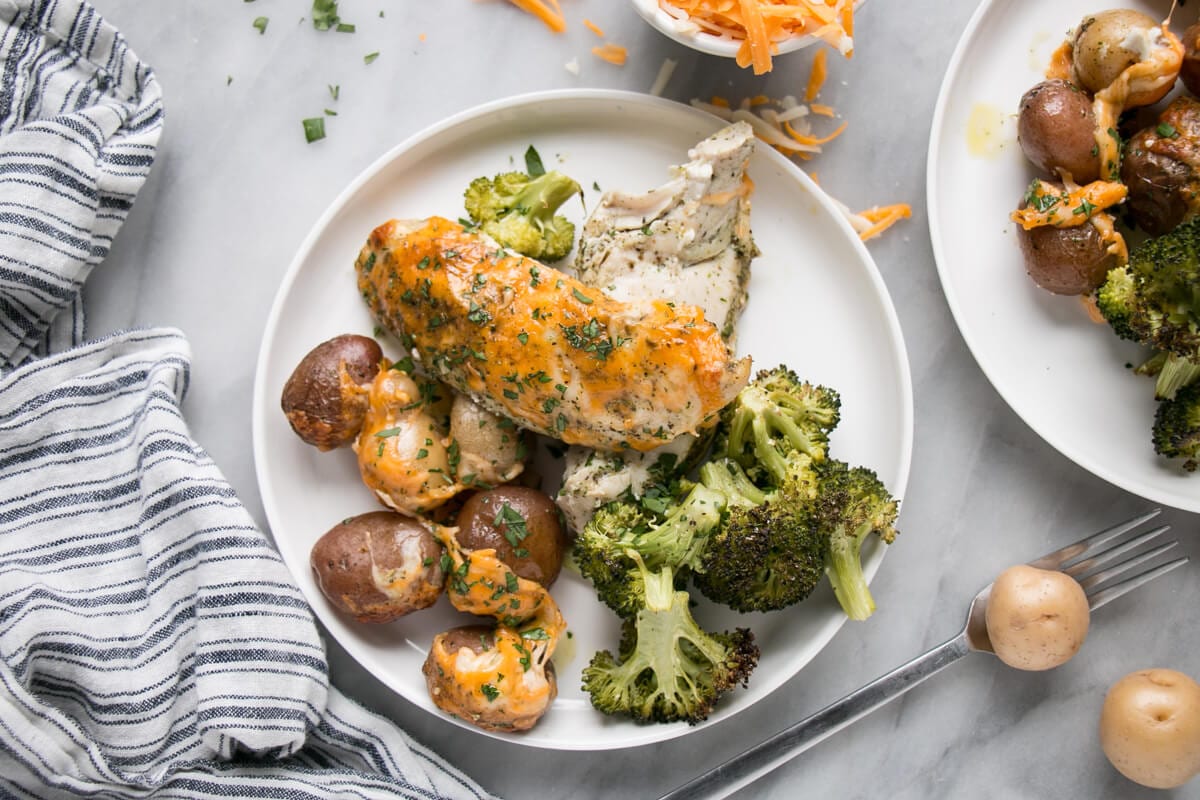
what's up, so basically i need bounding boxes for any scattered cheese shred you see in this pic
[804,49,827,102]
[660,0,855,74]
[649,57,678,96]
[854,204,913,241]
[508,0,566,33]
[592,43,628,65]
[692,84,910,242]
[691,94,843,158]
[583,18,605,37]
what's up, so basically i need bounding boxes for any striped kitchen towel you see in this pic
[0,2,497,798]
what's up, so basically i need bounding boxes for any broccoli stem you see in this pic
[698,459,768,507]
[511,171,581,227]
[1155,353,1200,401]
[825,520,876,621]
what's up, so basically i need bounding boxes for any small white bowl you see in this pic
[629,0,864,61]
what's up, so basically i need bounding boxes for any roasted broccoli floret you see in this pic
[582,554,759,725]
[811,459,900,621]
[574,482,725,615]
[462,169,581,261]
[693,458,827,613]
[1153,381,1200,471]
[720,366,841,483]
[1095,217,1200,358]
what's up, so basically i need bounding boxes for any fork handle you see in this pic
[656,631,972,800]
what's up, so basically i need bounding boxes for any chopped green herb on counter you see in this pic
[302,116,326,143]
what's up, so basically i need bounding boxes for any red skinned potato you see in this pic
[1179,22,1200,97]
[1014,188,1119,295]
[310,511,445,623]
[422,624,558,732]
[1017,80,1100,183]
[281,334,383,450]
[455,487,566,587]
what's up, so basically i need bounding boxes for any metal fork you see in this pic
[658,509,1188,800]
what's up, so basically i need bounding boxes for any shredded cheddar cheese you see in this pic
[1011,178,1127,231]
[508,0,566,32]
[804,48,827,102]
[592,43,628,66]
[659,0,855,74]
[583,18,605,37]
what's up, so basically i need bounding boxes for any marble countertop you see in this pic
[81,1,1200,798]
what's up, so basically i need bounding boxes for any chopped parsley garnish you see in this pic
[481,683,500,702]
[336,22,355,32]
[517,331,529,345]
[571,288,594,305]
[252,16,268,34]
[391,355,415,373]
[329,84,340,100]
[312,0,340,30]
[494,503,530,547]
[1073,199,1096,217]
[1157,122,1179,139]
[521,627,550,641]
[364,51,380,64]
[525,145,546,177]
[302,117,326,143]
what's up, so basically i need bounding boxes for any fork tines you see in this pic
[1030,509,1189,610]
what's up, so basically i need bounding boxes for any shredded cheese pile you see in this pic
[659,0,854,74]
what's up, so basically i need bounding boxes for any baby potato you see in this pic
[1100,668,1200,789]
[281,334,382,450]
[455,486,566,587]
[1072,9,1177,105]
[1017,80,1100,183]
[984,564,1090,671]
[310,511,445,623]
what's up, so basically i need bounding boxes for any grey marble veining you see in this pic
[80,1,1200,798]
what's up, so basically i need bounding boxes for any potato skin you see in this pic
[422,625,558,732]
[1017,80,1100,183]
[1182,22,1200,97]
[1073,10,1168,99]
[1122,127,1193,236]
[455,487,566,587]
[984,564,1089,671]
[1100,668,1200,788]
[310,511,444,623]
[282,334,383,450]
[1015,207,1118,295]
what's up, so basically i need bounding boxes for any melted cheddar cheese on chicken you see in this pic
[356,217,750,453]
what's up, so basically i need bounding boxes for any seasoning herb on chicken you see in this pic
[355,216,750,453]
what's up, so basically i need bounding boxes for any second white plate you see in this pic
[253,89,913,749]
[929,0,1200,511]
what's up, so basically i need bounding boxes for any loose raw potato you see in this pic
[1073,10,1178,106]
[984,564,1090,670]
[281,334,383,450]
[310,511,445,623]
[1017,80,1100,183]
[1100,668,1200,789]
[422,624,558,732]
[1015,200,1119,295]
[455,487,566,587]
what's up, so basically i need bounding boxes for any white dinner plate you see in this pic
[252,89,913,750]
[929,0,1200,512]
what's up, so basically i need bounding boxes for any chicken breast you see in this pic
[356,216,750,453]
[574,120,756,340]
[557,122,758,531]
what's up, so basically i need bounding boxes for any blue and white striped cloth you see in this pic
[0,2,495,798]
